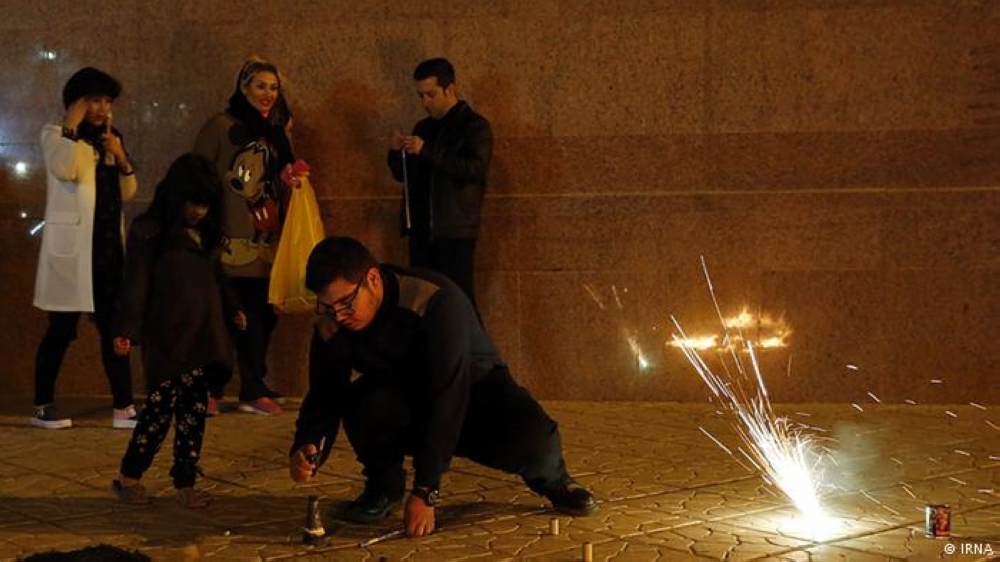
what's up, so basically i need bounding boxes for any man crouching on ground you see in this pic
[288,236,597,537]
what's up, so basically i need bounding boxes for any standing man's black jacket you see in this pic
[291,264,501,489]
[387,101,493,240]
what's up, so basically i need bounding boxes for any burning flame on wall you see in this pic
[668,307,791,351]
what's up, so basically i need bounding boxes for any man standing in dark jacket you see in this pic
[387,58,492,314]
[288,237,596,538]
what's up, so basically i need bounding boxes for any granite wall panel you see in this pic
[0,1,996,405]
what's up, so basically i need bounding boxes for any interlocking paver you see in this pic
[0,399,997,561]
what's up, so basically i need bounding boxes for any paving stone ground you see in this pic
[0,397,997,561]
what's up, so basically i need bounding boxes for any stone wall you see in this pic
[1,1,997,403]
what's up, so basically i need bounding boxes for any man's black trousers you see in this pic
[342,366,569,495]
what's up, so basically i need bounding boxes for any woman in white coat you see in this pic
[32,67,138,430]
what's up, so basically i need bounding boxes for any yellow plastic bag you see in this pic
[268,176,325,313]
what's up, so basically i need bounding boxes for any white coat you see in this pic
[33,124,137,312]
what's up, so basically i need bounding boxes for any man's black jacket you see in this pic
[291,264,503,488]
[387,101,493,240]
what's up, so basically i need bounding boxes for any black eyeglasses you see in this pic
[316,270,369,318]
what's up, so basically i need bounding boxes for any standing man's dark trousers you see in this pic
[408,235,479,316]
[342,366,569,496]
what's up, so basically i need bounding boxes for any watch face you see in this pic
[414,487,439,506]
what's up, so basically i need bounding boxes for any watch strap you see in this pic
[411,486,439,506]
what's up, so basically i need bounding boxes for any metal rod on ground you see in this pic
[359,528,406,548]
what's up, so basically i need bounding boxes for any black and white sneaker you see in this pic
[31,404,72,429]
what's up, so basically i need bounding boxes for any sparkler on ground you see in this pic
[670,257,833,532]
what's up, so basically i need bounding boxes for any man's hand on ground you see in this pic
[289,444,317,483]
[404,494,435,537]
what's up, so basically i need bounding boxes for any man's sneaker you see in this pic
[538,478,598,516]
[238,397,282,416]
[113,405,138,429]
[31,404,72,429]
[342,488,405,524]
[206,397,220,417]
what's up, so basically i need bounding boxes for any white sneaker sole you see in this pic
[113,419,138,429]
[238,404,282,416]
[31,417,72,429]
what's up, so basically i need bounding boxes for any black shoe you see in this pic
[539,478,598,516]
[342,488,404,524]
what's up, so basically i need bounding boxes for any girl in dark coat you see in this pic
[111,153,246,508]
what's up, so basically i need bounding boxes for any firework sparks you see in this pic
[583,283,655,372]
[625,329,651,371]
[670,257,836,537]
[582,283,606,310]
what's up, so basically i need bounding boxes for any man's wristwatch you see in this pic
[410,486,439,507]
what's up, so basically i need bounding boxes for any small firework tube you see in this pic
[924,504,951,538]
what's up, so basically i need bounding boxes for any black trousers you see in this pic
[34,311,132,409]
[408,236,479,316]
[342,367,569,495]
[120,366,211,488]
[211,277,278,401]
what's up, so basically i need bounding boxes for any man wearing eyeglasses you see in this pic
[288,236,596,538]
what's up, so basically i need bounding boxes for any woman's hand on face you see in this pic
[64,98,89,131]
[101,113,128,162]
[102,129,126,162]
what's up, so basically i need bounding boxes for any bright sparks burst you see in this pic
[671,257,837,536]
